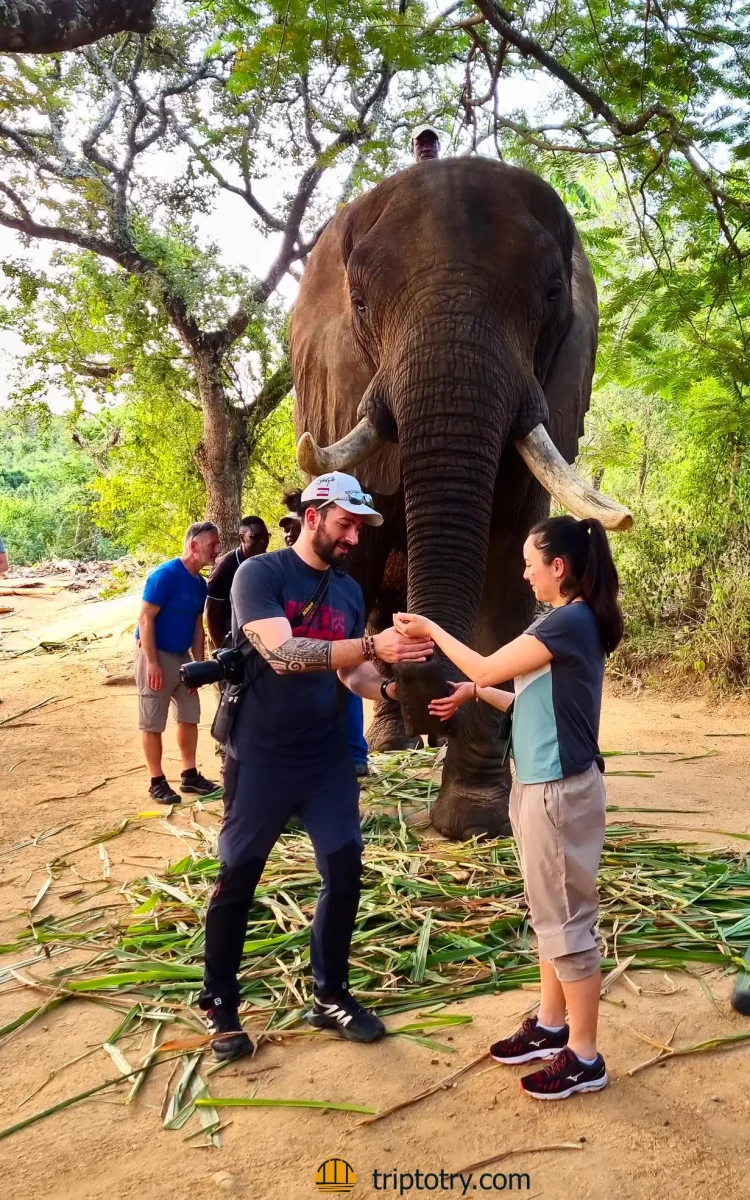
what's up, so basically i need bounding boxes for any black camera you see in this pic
[180,647,245,689]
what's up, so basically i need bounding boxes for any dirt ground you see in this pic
[1,580,750,1200]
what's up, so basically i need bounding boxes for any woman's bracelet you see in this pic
[473,682,478,702]
[379,678,393,702]
[361,634,378,662]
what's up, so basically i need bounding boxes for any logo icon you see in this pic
[315,1159,356,1193]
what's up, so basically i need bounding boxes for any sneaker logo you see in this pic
[567,1072,584,1082]
[529,1039,544,1047]
[322,1003,353,1027]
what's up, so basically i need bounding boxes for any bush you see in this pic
[0,487,121,564]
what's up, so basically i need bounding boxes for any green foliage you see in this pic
[91,392,206,560]
[0,410,123,564]
[242,394,303,542]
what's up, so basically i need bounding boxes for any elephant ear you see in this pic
[289,194,401,494]
[543,226,598,463]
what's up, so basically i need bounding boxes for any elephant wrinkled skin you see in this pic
[290,156,611,840]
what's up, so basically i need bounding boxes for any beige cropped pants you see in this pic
[510,762,606,983]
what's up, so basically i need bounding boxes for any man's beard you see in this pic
[311,523,351,567]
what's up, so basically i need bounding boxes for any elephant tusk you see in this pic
[296,417,385,477]
[515,424,633,532]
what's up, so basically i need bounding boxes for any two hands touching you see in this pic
[393,611,475,723]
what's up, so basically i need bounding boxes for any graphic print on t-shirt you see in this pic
[228,547,365,763]
[284,600,348,641]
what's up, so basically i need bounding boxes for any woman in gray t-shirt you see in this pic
[396,515,623,1102]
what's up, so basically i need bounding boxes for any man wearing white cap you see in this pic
[411,123,441,162]
[199,472,434,1059]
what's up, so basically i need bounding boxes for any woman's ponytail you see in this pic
[529,515,624,655]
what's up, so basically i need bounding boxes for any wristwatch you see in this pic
[379,678,395,702]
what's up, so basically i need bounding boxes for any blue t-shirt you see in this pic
[0,537,5,553]
[135,558,207,655]
[228,548,365,764]
[512,602,605,784]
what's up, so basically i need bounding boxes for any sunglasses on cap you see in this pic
[341,490,373,505]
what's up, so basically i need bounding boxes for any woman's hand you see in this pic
[428,681,474,721]
[394,612,434,639]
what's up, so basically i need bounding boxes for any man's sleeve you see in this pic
[207,555,232,602]
[231,557,286,627]
[142,565,171,607]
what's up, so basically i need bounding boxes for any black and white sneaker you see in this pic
[149,777,181,805]
[180,770,219,796]
[520,1047,608,1100]
[490,1016,569,1064]
[202,997,254,1062]
[308,989,386,1043]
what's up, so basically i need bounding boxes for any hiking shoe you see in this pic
[490,1016,569,1064]
[520,1047,608,1100]
[203,999,254,1062]
[149,777,181,805]
[180,770,218,796]
[308,989,386,1043]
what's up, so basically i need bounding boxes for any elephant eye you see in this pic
[545,279,563,304]
[351,292,367,318]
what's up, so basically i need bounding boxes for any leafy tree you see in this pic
[0,2,461,543]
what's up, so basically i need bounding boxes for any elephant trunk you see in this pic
[392,336,514,734]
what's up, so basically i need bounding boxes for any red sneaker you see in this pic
[490,1016,569,1064]
[520,1047,608,1100]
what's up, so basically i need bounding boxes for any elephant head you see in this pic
[290,158,629,737]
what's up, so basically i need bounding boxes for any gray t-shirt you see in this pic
[512,601,605,784]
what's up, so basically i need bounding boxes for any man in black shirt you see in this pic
[199,472,433,1060]
[205,516,269,649]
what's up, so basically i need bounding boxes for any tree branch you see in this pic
[0,0,156,54]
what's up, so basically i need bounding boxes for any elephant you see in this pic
[289,156,631,840]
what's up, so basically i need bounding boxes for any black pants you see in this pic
[202,751,363,1006]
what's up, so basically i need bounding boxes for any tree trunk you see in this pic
[0,0,156,53]
[193,347,248,552]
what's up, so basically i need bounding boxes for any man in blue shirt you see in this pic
[135,521,221,804]
[0,536,7,577]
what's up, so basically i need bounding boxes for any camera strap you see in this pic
[211,569,333,748]
[290,569,331,635]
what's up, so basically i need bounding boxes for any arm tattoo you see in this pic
[246,629,332,674]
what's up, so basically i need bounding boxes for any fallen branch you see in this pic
[455,1143,584,1175]
[0,695,64,727]
[37,765,142,805]
[356,1050,490,1127]
[627,1026,750,1076]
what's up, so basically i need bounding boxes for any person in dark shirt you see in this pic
[279,505,370,776]
[199,471,434,1061]
[206,516,269,649]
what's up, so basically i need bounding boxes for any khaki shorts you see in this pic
[510,762,606,971]
[135,646,200,734]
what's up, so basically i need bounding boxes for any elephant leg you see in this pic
[431,464,548,840]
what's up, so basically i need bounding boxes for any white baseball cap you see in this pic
[411,123,441,143]
[301,472,384,526]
